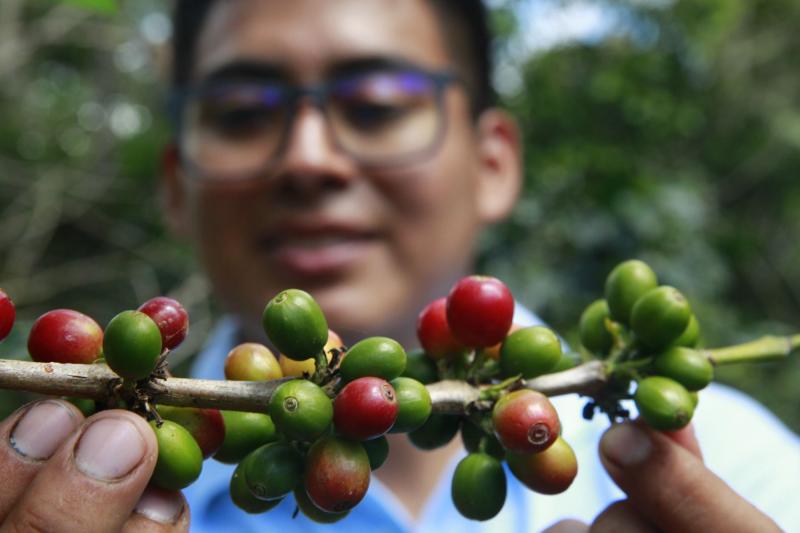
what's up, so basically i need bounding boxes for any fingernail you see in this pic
[10,401,79,460]
[600,423,652,467]
[74,417,146,481]
[135,485,184,524]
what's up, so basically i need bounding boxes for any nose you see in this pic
[271,102,356,197]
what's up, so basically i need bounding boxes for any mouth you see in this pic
[258,224,382,277]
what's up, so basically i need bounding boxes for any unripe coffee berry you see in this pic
[604,259,658,324]
[262,289,328,361]
[103,310,162,380]
[492,389,560,454]
[269,379,333,442]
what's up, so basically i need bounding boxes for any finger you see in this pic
[120,486,190,533]
[0,399,84,520]
[660,421,702,460]
[1,409,158,533]
[599,422,782,533]
[589,500,657,533]
[541,518,589,532]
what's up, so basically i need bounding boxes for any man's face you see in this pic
[166,0,519,344]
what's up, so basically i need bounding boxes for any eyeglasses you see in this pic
[169,67,458,181]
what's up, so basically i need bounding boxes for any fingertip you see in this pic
[599,422,652,470]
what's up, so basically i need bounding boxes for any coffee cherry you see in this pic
[263,289,328,361]
[339,336,406,383]
[500,326,562,379]
[362,435,389,470]
[66,397,96,417]
[550,354,578,372]
[604,259,658,324]
[507,436,578,495]
[230,461,283,514]
[0,289,15,342]
[157,405,225,458]
[460,419,505,459]
[28,309,103,364]
[103,310,162,380]
[416,297,465,359]
[150,420,203,491]
[402,348,439,384]
[446,275,515,348]
[333,377,398,440]
[673,314,700,348]
[388,377,432,434]
[451,453,507,521]
[634,376,695,431]
[214,411,279,464]
[279,329,342,377]
[492,389,560,454]
[225,343,283,381]
[305,435,370,513]
[137,296,189,351]
[653,346,713,391]
[579,299,614,355]
[243,442,304,501]
[631,286,691,350]
[407,413,460,450]
[294,486,349,523]
[269,379,333,441]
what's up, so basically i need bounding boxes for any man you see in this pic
[0,1,795,532]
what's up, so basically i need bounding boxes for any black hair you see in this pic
[170,0,495,116]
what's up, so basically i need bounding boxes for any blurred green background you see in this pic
[0,0,798,431]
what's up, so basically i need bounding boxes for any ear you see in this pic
[473,109,522,224]
[160,142,191,239]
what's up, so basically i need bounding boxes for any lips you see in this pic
[258,222,381,277]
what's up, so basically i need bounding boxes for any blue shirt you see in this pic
[185,308,800,532]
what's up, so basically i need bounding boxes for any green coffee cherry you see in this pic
[294,487,349,523]
[451,453,507,521]
[230,461,283,513]
[388,377,432,433]
[262,289,328,361]
[630,286,692,350]
[408,413,460,450]
[103,310,162,380]
[500,326,562,378]
[672,314,700,348]
[362,435,390,470]
[579,299,614,356]
[604,260,658,324]
[634,376,695,431]
[460,419,505,459]
[269,379,333,441]
[653,346,713,391]
[339,336,407,382]
[402,348,439,384]
[214,411,279,464]
[150,420,203,491]
[243,442,304,501]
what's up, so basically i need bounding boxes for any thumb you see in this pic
[598,422,781,533]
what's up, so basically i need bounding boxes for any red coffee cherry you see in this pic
[28,309,103,364]
[138,296,189,351]
[492,389,560,454]
[506,436,578,495]
[416,297,465,359]
[0,289,15,342]
[334,377,398,440]
[446,275,514,348]
[305,435,370,513]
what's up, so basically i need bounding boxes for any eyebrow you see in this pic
[199,55,431,85]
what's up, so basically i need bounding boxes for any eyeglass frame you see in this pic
[167,64,462,182]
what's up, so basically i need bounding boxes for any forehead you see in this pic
[194,0,453,82]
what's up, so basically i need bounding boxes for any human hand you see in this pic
[544,421,782,533]
[0,399,189,532]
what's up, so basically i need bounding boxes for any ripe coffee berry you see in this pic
[492,389,560,454]
[138,296,189,350]
[0,289,15,342]
[334,377,398,440]
[305,435,370,513]
[28,309,103,364]
[416,297,465,359]
[446,275,514,348]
